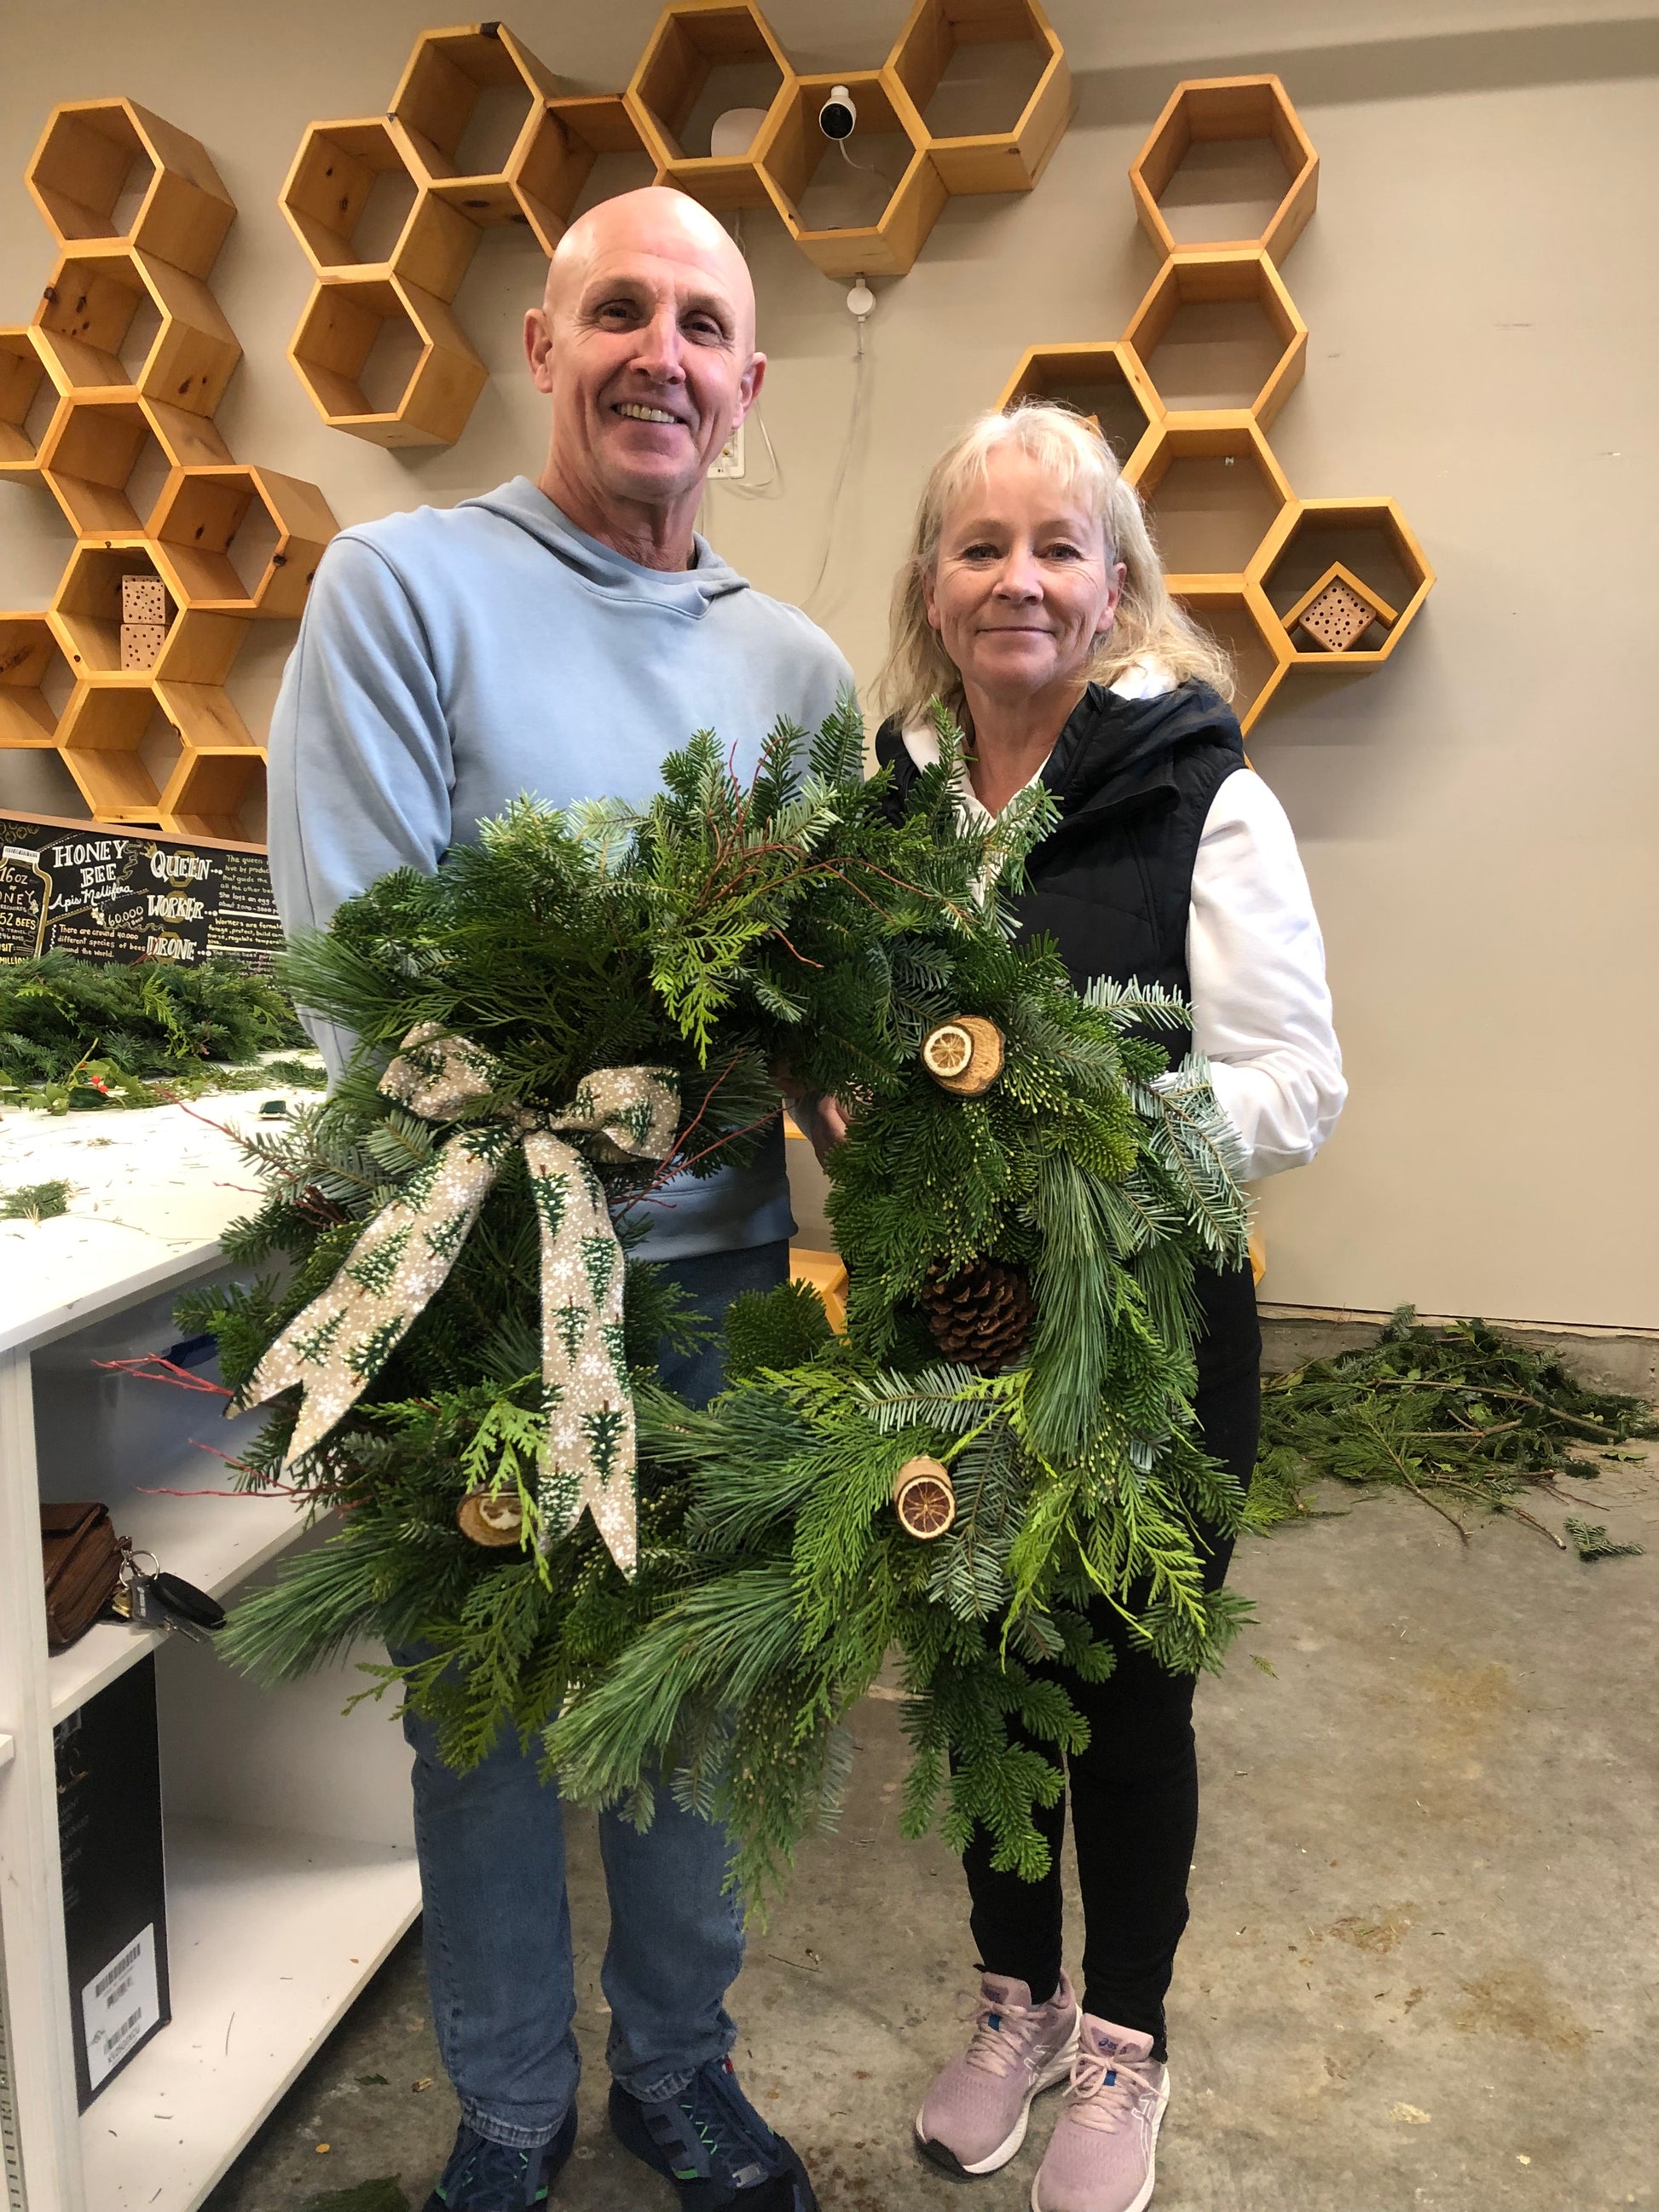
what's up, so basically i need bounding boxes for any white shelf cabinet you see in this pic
[0,1095,420,2212]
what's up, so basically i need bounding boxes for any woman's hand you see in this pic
[791,1092,849,1164]
[775,1062,850,1164]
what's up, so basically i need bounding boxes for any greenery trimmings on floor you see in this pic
[1248,1307,1654,1556]
[1564,1516,1645,1562]
[0,954,309,1111]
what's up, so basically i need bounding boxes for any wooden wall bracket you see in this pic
[2,100,339,842]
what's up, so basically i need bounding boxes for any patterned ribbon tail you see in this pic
[530,1067,680,1578]
[238,1021,510,1467]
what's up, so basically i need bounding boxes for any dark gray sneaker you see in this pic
[608,2055,817,2209]
[423,2106,576,2209]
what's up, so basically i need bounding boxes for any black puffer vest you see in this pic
[876,679,1261,1389]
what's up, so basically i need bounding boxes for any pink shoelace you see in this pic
[1065,2044,1156,2133]
[963,1989,1049,2078]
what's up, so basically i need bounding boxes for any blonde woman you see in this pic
[874,403,1345,2212]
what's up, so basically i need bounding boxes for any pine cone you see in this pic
[921,1256,1033,1370]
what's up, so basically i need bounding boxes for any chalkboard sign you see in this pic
[0,812,281,971]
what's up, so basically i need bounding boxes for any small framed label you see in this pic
[81,1922,161,2093]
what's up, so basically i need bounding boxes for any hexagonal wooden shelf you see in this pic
[1171,582,1292,733]
[1130,417,1294,586]
[628,2,795,212]
[511,95,652,254]
[48,540,246,686]
[0,326,61,476]
[149,465,338,619]
[392,22,559,222]
[289,274,487,448]
[280,118,477,299]
[165,762,263,842]
[4,93,338,846]
[1250,498,1435,667]
[886,0,1070,194]
[757,71,945,278]
[38,394,175,535]
[994,341,1162,473]
[0,615,75,747]
[1130,75,1317,265]
[986,72,1425,738]
[1124,249,1305,428]
[32,244,240,414]
[57,682,181,823]
[25,98,235,280]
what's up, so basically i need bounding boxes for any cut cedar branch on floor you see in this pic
[1248,1306,1655,1555]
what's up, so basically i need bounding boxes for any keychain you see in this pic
[107,1543,227,1643]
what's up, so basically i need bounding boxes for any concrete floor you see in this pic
[205,1455,1659,2212]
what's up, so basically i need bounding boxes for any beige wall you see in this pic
[3,2,1656,1327]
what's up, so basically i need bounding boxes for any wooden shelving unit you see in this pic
[995,339,1161,473]
[148,465,337,620]
[287,273,486,448]
[1,98,338,844]
[32,245,240,418]
[1129,73,1318,265]
[0,326,59,477]
[0,615,73,747]
[1123,247,1305,428]
[512,95,652,256]
[1250,497,1435,667]
[991,74,1429,732]
[279,118,475,297]
[25,98,235,280]
[1171,581,1292,732]
[277,9,1078,446]
[392,21,560,221]
[886,0,1070,193]
[756,70,945,278]
[0,1101,420,2212]
[1130,416,1293,587]
[628,1,794,211]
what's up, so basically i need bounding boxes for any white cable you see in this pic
[801,313,870,616]
[717,404,783,501]
[837,136,879,177]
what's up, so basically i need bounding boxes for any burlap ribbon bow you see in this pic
[240,1023,679,1574]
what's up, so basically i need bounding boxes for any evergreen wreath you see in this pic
[201,702,1252,1905]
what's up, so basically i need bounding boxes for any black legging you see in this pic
[960,1360,1261,2060]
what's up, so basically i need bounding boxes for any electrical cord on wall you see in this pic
[802,283,874,618]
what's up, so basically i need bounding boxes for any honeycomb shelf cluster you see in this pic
[997,75,1433,731]
[0,97,338,840]
[282,1,1071,448]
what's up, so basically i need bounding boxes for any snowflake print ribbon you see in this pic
[240,1023,679,1574]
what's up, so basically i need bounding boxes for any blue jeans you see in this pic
[397,1239,792,2149]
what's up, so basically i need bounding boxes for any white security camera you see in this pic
[818,84,857,141]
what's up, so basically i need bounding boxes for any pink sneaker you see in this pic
[1031,2016,1170,2212]
[916,1971,1081,2176]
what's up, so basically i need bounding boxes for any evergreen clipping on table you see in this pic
[199,702,1253,1904]
[1247,1307,1655,1551]
[0,952,312,1110]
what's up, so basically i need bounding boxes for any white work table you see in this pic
[0,1088,419,2212]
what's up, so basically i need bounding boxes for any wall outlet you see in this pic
[708,423,745,480]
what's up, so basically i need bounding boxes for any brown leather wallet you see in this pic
[40,1502,124,1653]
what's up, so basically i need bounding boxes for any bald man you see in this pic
[269,189,841,2212]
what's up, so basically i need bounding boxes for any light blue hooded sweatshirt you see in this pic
[267,476,853,1259]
